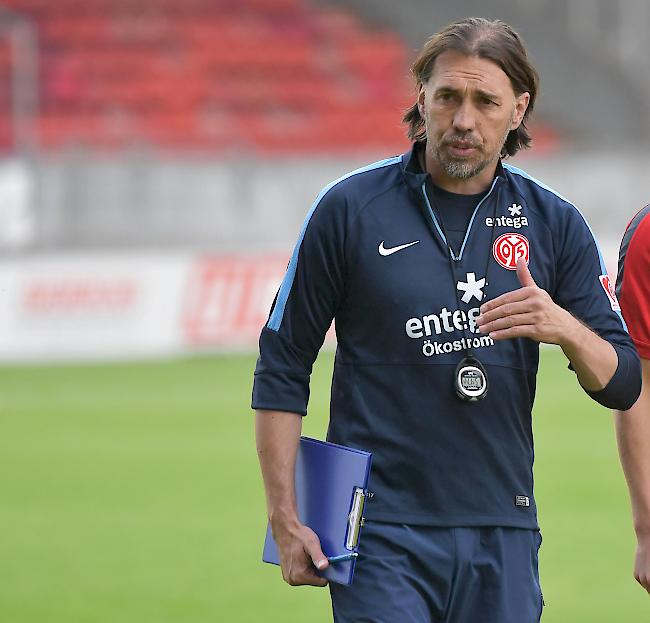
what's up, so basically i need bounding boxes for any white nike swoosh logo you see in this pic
[378,240,420,256]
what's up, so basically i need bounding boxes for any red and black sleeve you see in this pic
[617,205,650,359]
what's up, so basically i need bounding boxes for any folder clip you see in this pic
[345,487,367,550]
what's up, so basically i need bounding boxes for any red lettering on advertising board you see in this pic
[183,256,287,346]
[24,280,137,312]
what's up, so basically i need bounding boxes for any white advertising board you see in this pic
[0,247,615,363]
[0,253,191,362]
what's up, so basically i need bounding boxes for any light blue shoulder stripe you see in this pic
[503,163,628,330]
[503,163,573,203]
[267,155,403,332]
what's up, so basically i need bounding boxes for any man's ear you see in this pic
[417,83,426,117]
[511,91,530,129]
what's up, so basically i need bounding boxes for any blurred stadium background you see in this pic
[0,0,648,621]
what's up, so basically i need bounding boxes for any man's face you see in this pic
[418,50,530,186]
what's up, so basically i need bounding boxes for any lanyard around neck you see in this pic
[421,177,499,262]
[420,179,500,358]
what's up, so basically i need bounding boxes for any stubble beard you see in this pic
[428,115,514,181]
[433,145,492,180]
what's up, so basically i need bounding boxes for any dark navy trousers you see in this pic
[330,522,543,623]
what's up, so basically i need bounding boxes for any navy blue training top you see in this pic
[427,180,486,257]
[252,144,641,529]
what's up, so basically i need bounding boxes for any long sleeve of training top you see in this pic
[545,181,641,410]
[252,180,349,415]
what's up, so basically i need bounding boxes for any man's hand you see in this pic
[634,536,650,593]
[272,517,329,587]
[476,258,618,390]
[475,258,576,345]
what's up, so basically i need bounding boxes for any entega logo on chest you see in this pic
[405,272,486,338]
[404,270,495,357]
[404,306,495,357]
[405,306,481,338]
[485,215,528,229]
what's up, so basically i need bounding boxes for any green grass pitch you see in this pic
[0,348,648,621]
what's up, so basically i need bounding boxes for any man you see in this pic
[253,18,641,622]
[615,205,650,594]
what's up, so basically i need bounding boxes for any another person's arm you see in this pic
[615,359,650,593]
[614,205,650,592]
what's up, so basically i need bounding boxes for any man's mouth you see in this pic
[442,136,482,156]
[445,142,480,157]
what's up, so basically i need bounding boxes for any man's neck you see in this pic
[421,149,498,195]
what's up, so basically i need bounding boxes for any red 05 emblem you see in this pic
[493,233,529,270]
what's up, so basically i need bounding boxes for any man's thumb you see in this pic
[516,258,536,287]
[305,534,329,570]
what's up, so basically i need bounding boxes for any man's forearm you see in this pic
[560,319,618,391]
[255,410,329,585]
[255,410,303,525]
[615,360,650,537]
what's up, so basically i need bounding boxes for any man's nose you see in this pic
[452,100,476,133]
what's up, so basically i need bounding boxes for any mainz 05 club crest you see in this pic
[493,233,529,270]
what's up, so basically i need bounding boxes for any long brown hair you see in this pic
[403,18,539,158]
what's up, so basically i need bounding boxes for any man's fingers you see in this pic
[282,548,329,587]
[480,287,532,314]
[634,569,650,593]
[634,574,649,593]
[479,260,538,316]
[287,568,329,587]
[476,301,533,327]
[516,258,536,287]
[488,324,537,341]
[302,533,329,586]
[477,312,537,336]
[303,571,328,587]
[278,524,330,587]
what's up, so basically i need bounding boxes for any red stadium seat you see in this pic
[0,0,562,154]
